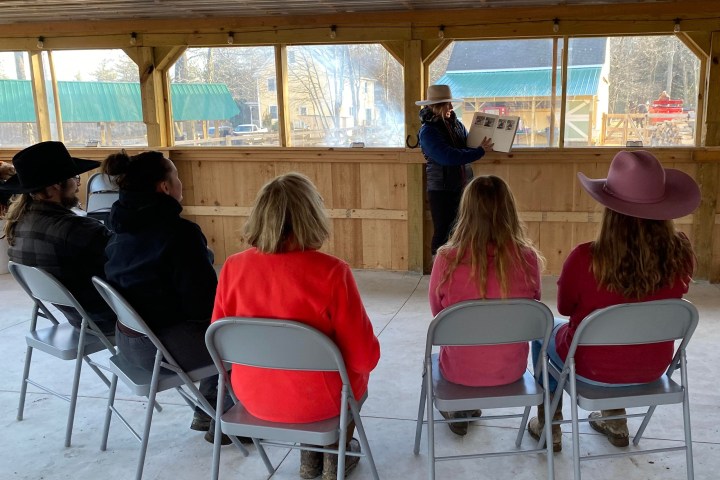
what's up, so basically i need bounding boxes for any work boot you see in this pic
[190,408,212,431]
[439,410,481,436]
[322,438,361,480]
[589,409,630,447]
[203,419,254,446]
[299,447,323,479]
[528,396,563,452]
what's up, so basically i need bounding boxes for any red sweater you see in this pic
[211,248,380,423]
[555,242,690,383]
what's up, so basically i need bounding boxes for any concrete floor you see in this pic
[0,270,718,480]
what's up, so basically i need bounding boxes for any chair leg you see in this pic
[336,386,349,480]
[65,339,87,448]
[515,406,531,447]
[350,399,379,480]
[254,438,275,475]
[17,345,33,421]
[101,373,118,451]
[569,363,581,480]
[633,405,656,446]
[135,355,163,480]
[413,374,427,455]
[680,354,694,480]
[425,363,435,480]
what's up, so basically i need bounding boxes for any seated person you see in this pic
[102,150,229,444]
[1,142,115,335]
[528,150,699,452]
[429,175,543,436]
[211,173,380,480]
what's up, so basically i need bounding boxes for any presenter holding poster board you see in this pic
[467,112,520,152]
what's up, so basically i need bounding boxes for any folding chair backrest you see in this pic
[206,318,348,382]
[92,277,177,363]
[86,173,117,196]
[572,299,698,348]
[87,192,119,213]
[428,299,554,353]
[10,261,86,312]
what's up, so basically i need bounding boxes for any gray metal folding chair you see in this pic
[9,261,116,448]
[85,172,118,224]
[92,277,249,480]
[542,299,699,480]
[205,317,380,480]
[413,299,555,480]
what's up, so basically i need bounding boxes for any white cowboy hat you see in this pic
[415,84,463,106]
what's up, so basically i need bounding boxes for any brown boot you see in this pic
[589,409,629,447]
[299,447,323,479]
[322,438,361,480]
[528,396,563,452]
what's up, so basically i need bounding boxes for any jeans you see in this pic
[428,190,463,254]
[116,323,219,405]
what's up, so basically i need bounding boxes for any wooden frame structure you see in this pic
[1,0,719,280]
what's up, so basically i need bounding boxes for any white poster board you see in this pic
[467,112,520,153]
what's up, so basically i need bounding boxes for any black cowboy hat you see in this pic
[0,141,100,194]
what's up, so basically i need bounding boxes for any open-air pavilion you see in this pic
[1,0,719,479]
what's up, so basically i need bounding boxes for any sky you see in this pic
[0,49,128,81]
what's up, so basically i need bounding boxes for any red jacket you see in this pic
[555,242,690,383]
[212,248,380,423]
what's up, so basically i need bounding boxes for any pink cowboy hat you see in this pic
[578,150,700,220]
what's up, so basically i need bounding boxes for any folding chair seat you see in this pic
[413,299,556,480]
[92,277,249,480]
[205,317,380,480]
[541,299,698,480]
[9,261,116,448]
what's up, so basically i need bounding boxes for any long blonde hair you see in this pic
[436,175,543,298]
[591,208,695,298]
[244,173,329,253]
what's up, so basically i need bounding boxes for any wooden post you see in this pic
[405,39,425,273]
[28,51,51,142]
[558,37,569,148]
[275,44,291,147]
[46,51,64,142]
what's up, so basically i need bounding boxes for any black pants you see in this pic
[428,190,463,255]
[116,322,218,402]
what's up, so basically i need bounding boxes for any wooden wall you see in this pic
[159,146,719,280]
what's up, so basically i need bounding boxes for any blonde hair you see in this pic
[436,175,543,298]
[244,173,329,254]
[591,208,695,298]
[2,187,57,245]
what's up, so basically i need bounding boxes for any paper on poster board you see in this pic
[467,112,520,153]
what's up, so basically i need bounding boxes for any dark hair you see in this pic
[102,149,170,192]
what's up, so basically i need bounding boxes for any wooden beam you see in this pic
[28,51,51,142]
[46,51,64,142]
[184,205,407,220]
[421,39,450,64]
[275,44,291,147]
[381,41,404,66]
[558,37,569,147]
[677,32,712,58]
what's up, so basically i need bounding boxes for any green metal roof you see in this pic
[0,79,37,122]
[0,80,240,122]
[436,66,601,98]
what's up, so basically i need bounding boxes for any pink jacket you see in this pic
[429,246,541,387]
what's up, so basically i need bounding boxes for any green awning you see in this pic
[0,80,240,122]
[436,66,601,98]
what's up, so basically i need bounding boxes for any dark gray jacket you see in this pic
[418,107,486,191]
[8,200,115,331]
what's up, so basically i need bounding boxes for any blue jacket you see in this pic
[418,107,486,191]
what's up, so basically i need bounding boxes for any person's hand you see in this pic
[0,161,16,181]
[480,137,494,152]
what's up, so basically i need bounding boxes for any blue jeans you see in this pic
[532,319,646,393]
